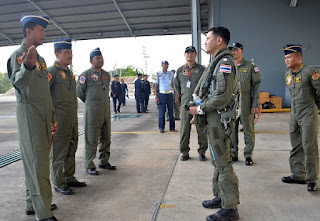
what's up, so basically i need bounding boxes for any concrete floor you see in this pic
[0,95,319,221]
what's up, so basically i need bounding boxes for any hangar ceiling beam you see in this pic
[112,0,134,37]
[27,0,71,39]
[0,31,15,45]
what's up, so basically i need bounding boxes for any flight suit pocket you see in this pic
[216,74,226,94]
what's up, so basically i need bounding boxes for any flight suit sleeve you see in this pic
[200,61,235,112]
[7,53,33,89]
[76,73,87,102]
[310,69,320,108]
[251,64,261,107]
[174,70,181,95]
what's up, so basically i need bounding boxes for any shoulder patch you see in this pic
[48,73,52,82]
[311,71,320,80]
[79,76,86,84]
[286,75,292,85]
[17,56,22,65]
[254,67,259,72]
[219,64,231,73]
[59,70,67,79]
[91,74,99,81]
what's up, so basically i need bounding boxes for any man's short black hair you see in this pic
[23,22,38,38]
[208,26,230,45]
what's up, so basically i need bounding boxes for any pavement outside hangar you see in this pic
[0,96,319,221]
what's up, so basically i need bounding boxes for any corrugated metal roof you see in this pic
[0,0,209,46]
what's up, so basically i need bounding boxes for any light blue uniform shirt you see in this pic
[155,71,174,92]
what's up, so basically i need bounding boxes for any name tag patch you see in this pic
[294,77,301,83]
[240,68,248,73]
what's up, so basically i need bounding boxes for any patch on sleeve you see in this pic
[48,73,52,82]
[286,75,292,85]
[219,64,231,73]
[17,56,22,65]
[79,76,86,84]
[311,71,320,80]
[254,67,259,72]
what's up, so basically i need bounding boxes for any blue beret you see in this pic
[283,44,302,55]
[20,15,50,28]
[53,38,72,50]
[90,48,102,58]
[161,60,169,65]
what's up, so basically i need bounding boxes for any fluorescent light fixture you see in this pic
[290,0,297,7]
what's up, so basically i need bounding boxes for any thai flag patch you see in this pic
[254,67,259,72]
[219,65,231,73]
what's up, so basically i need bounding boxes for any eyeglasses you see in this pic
[231,48,240,52]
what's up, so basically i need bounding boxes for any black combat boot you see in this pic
[202,197,221,209]
[308,182,317,191]
[206,208,239,221]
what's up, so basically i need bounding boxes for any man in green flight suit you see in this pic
[77,48,116,175]
[174,46,208,161]
[282,44,320,192]
[229,42,261,165]
[7,15,58,221]
[189,27,240,221]
[48,39,87,195]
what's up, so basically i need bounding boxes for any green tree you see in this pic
[108,65,143,77]
[0,72,12,94]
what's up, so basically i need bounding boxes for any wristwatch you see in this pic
[197,105,204,115]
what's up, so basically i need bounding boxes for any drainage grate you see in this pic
[0,114,142,168]
[0,150,22,168]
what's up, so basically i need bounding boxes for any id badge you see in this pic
[186,80,191,88]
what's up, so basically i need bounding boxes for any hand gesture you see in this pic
[22,45,37,70]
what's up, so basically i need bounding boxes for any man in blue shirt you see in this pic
[142,74,151,111]
[110,74,122,114]
[154,61,177,133]
[120,79,128,106]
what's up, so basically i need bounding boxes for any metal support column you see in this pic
[191,0,201,63]
[208,0,220,28]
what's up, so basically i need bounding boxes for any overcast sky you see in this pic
[0,34,210,80]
